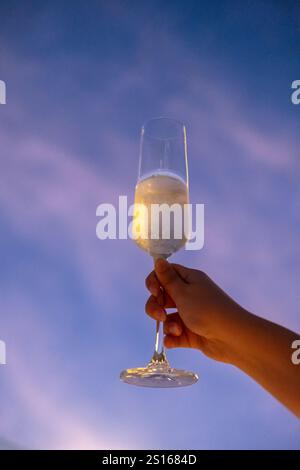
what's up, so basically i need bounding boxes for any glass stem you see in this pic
[152,255,168,362]
[155,320,164,355]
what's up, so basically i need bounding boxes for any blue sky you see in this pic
[0,0,300,449]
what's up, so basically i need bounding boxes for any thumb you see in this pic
[154,258,187,300]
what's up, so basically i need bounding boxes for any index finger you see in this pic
[145,270,160,296]
[145,271,176,308]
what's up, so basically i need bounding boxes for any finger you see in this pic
[145,293,175,310]
[164,321,182,336]
[145,272,176,307]
[155,258,187,300]
[156,290,176,308]
[145,271,160,296]
[164,334,190,349]
[163,312,183,336]
[145,295,167,321]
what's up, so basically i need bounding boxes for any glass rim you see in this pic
[141,116,186,141]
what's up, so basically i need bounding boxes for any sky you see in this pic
[0,0,300,449]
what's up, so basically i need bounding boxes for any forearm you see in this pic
[224,308,300,417]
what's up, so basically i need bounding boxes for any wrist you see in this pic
[211,305,254,366]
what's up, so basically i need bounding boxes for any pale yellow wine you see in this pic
[133,172,189,258]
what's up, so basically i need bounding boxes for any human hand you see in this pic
[146,259,300,417]
[145,258,245,363]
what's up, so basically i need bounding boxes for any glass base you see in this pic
[120,353,198,388]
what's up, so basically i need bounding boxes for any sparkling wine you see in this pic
[133,171,189,258]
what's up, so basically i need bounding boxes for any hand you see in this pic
[145,258,300,417]
[145,258,245,363]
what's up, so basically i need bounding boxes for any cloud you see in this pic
[0,4,299,449]
[0,291,143,450]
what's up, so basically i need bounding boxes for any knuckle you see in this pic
[145,296,158,315]
[145,272,158,292]
[145,274,152,288]
[197,269,207,279]
[145,297,153,312]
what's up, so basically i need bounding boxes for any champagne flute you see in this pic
[120,117,198,387]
